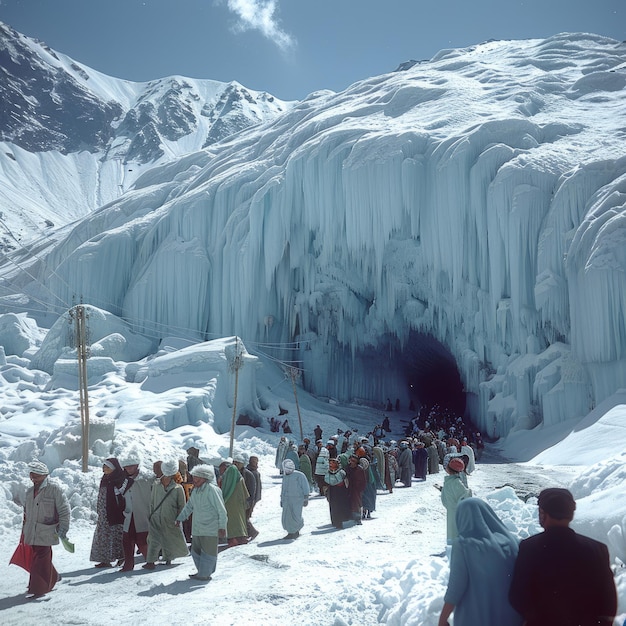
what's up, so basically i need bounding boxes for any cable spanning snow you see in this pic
[0,29,624,624]
[0,313,624,624]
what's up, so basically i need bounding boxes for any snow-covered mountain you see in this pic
[0,22,292,248]
[2,32,626,441]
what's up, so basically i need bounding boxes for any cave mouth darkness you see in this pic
[400,332,465,418]
[349,331,466,419]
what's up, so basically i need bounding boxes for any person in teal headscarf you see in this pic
[219,462,249,547]
[438,497,523,626]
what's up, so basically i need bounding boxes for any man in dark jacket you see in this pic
[313,425,323,442]
[509,488,617,626]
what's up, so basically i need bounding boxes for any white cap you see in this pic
[190,464,215,482]
[28,460,49,475]
[160,460,179,476]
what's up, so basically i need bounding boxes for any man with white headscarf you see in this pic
[22,460,70,598]
[176,464,227,581]
[280,458,309,539]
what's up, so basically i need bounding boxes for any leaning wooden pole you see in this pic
[287,366,304,442]
[75,305,90,472]
[229,337,243,457]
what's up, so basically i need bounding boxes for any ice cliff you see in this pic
[3,33,626,438]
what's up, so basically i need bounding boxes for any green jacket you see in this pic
[441,473,471,541]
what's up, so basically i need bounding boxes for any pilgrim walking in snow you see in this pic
[459,438,476,474]
[90,457,125,568]
[297,443,315,491]
[412,440,428,480]
[440,457,471,543]
[275,436,289,473]
[176,464,227,581]
[396,440,413,487]
[219,461,250,547]
[22,461,70,599]
[427,440,440,474]
[144,460,189,569]
[438,498,523,626]
[324,457,350,529]
[233,454,259,540]
[345,453,367,524]
[314,440,330,495]
[280,458,310,539]
[118,455,153,571]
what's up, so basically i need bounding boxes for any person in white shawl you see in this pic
[280,459,309,539]
[176,464,227,581]
[438,497,523,626]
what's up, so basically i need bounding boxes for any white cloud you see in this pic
[225,0,295,51]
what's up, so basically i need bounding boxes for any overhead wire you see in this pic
[0,209,318,397]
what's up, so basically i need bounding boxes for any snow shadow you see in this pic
[137,579,210,597]
[0,594,51,610]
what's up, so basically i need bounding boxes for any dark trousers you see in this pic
[28,545,58,595]
[122,516,148,570]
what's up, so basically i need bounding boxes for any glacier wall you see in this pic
[8,34,626,438]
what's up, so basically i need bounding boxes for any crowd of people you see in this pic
[14,411,619,623]
[15,447,265,595]
[272,415,618,626]
[272,410,481,537]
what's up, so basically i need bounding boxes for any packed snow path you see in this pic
[0,450,581,626]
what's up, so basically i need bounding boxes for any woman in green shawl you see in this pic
[219,463,249,547]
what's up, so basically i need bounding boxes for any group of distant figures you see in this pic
[269,416,292,433]
[273,418,477,536]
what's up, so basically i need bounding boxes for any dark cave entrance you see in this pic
[400,331,466,417]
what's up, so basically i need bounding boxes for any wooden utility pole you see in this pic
[71,305,90,472]
[288,366,304,442]
[228,337,244,457]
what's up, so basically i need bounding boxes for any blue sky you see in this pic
[0,0,623,100]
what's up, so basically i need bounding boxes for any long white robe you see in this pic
[280,470,310,534]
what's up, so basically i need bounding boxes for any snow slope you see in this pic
[2,33,625,437]
[0,21,293,247]
[0,313,623,625]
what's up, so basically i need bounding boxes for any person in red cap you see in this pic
[509,488,617,626]
[440,456,471,543]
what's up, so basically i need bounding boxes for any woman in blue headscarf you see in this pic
[438,497,523,626]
